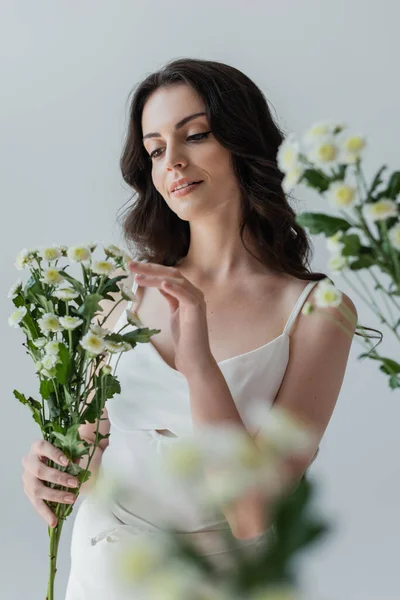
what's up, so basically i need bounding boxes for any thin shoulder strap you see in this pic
[283,279,321,336]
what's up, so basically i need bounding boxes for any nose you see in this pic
[164,147,187,171]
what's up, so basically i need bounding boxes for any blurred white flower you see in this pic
[326,182,357,209]
[15,248,36,270]
[340,134,366,164]
[104,244,125,258]
[388,222,400,250]
[44,341,60,356]
[8,306,27,327]
[104,339,131,353]
[79,331,106,355]
[42,354,59,370]
[326,230,345,253]
[101,364,112,376]
[38,312,63,334]
[89,324,110,338]
[277,135,300,174]
[40,268,65,286]
[328,254,349,273]
[67,245,92,263]
[32,337,47,348]
[7,279,23,299]
[314,280,343,308]
[114,533,173,586]
[282,164,305,193]
[302,120,346,146]
[38,246,62,261]
[59,315,84,330]
[92,260,115,276]
[306,138,340,169]
[301,301,314,315]
[363,198,398,222]
[53,286,80,301]
[126,309,142,327]
[118,282,138,303]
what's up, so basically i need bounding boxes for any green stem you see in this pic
[46,517,64,600]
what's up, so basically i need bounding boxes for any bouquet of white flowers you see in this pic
[8,241,159,599]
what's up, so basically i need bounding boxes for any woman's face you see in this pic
[141,83,241,221]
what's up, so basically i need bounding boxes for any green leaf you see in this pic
[340,234,361,256]
[59,271,86,296]
[389,375,400,389]
[349,255,376,270]
[300,169,331,192]
[54,342,70,386]
[51,424,87,461]
[369,165,387,197]
[295,213,352,236]
[386,170,400,199]
[101,274,129,295]
[40,379,53,400]
[47,393,61,420]
[76,293,103,321]
[13,390,43,428]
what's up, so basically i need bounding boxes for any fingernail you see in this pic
[68,478,77,487]
[60,456,68,465]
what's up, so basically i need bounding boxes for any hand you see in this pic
[128,260,215,378]
[22,440,79,528]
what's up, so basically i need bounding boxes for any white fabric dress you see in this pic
[65,278,320,599]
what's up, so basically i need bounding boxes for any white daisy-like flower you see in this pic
[326,230,345,253]
[314,279,343,308]
[58,245,68,256]
[67,245,92,263]
[328,253,349,273]
[38,246,62,261]
[40,268,65,286]
[80,331,106,355]
[126,310,142,327]
[363,198,398,222]
[306,138,340,169]
[15,248,36,270]
[44,340,60,356]
[326,181,357,209]
[34,360,43,373]
[7,279,23,299]
[340,134,366,164]
[277,134,301,174]
[91,260,115,276]
[101,364,112,376]
[104,339,129,354]
[37,312,63,334]
[53,286,80,301]
[282,164,305,193]
[388,222,400,250]
[41,367,57,378]
[87,241,100,252]
[104,244,125,258]
[118,282,137,303]
[89,323,110,338]
[8,306,27,328]
[59,315,83,330]
[32,337,48,348]
[302,119,346,146]
[42,354,59,370]
[122,252,134,271]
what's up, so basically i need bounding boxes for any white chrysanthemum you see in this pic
[67,245,92,263]
[7,279,23,299]
[301,301,314,315]
[42,353,59,370]
[326,230,345,253]
[80,331,106,355]
[33,337,47,348]
[101,364,112,376]
[87,241,100,252]
[122,252,134,271]
[328,253,349,273]
[282,164,305,193]
[8,306,27,327]
[38,246,62,261]
[53,286,80,301]
[34,360,43,373]
[89,324,110,338]
[303,120,346,146]
[314,280,343,308]
[59,315,83,330]
[40,268,65,286]
[126,310,142,327]
[44,341,60,356]
[41,367,57,378]
[118,282,137,303]
[363,198,398,222]
[306,138,340,168]
[104,339,129,354]
[104,244,124,258]
[277,135,300,174]
[91,260,114,276]
[326,182,357,209]
[37,312,63,334]
[58,245,68,256]
[388,222,400,250]
[15,248,36,270]
[340,134,366,164]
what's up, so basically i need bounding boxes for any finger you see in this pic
[31,480,77,505]
[27,454,79,488]
[31,439,70,467]
[32,497,59,528]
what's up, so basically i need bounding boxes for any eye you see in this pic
[148,132,211,160]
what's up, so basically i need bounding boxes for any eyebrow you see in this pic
[142,112,207,141]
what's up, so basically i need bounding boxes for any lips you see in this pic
[170,179,203,193]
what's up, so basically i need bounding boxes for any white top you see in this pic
[100,278,321,532]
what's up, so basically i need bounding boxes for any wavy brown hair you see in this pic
[117,57,380,344]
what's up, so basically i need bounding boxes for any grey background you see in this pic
[1,1,399,598]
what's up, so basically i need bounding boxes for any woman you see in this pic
[22,58,358,598]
